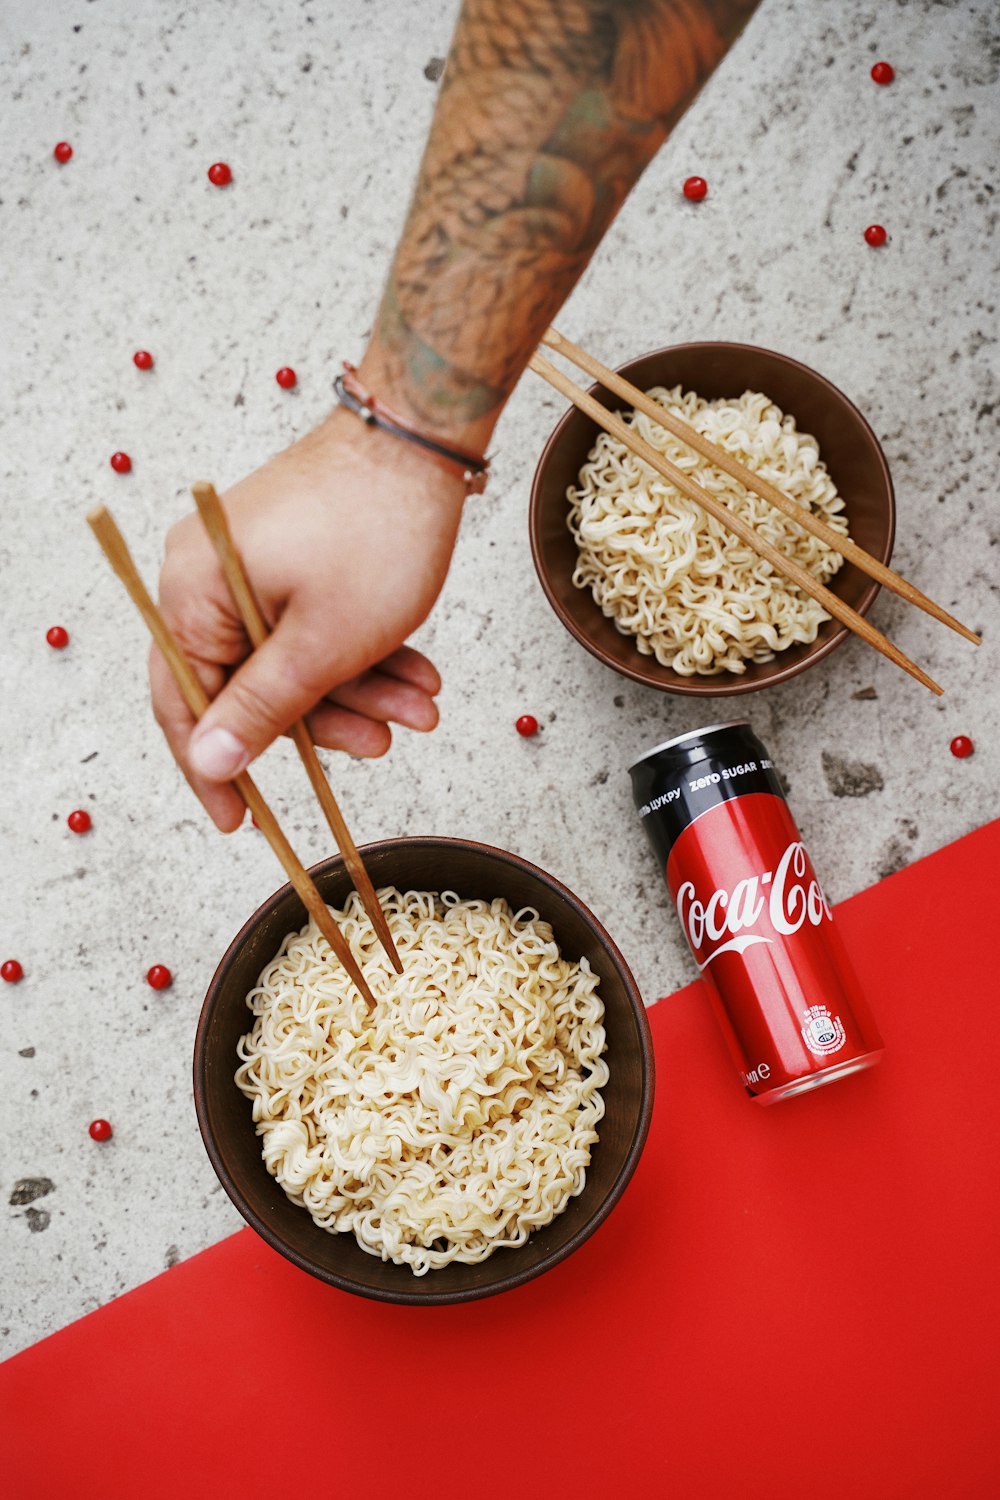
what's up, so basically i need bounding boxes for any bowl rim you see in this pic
[528,339,897,696]
[193,834,656,1305]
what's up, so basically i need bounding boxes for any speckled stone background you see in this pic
[1,0,997,1359]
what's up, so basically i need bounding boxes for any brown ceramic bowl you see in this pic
[194,837,654,1305]
[529,342,896,696]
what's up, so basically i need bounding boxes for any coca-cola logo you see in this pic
[675,841,832,970]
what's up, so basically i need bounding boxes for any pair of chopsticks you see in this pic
[88,494,402,1009]
[531,327,981,696]
[189,483,402,978]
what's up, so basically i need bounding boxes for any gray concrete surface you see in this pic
[1,0,997,1359]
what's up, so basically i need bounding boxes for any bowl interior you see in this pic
[529,342,896,695]
[195,838,653,1305]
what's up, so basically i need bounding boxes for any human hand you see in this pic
[150,405,467,831]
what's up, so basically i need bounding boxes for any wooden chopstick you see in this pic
[543,326,981,648]
[86,504,377,1009]
[528,351,944,697]
[190,482,403,975]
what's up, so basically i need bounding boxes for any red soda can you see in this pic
[629,721,884,1103]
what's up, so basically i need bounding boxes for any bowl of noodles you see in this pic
[529,342,895,695]
[194,837,654,1304]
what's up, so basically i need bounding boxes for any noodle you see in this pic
[568,385,849,675]
[235,888,608,1275]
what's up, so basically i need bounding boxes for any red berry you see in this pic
[207,162,232,187]
[53,141,73,164]
[46,625,70,649]
[67,809,92,834]
[864,224,888,247]
[2,960,24,984]
[683,175,708,202]
[146,964,173,990]
[133,349,154,370]
[950,735,974,759]
[89,1119,113,1142]
[110,451,132,474]
[515,715,539,738]
[870,61,895,85]
[275,366,297,389]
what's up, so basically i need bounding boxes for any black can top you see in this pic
[629,720,785,863]
[627,720,750,775]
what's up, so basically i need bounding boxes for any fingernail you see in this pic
[190,726,249,780]
[408,701,439,731]
[394,695,438,732]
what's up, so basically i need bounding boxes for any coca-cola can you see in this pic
[629,721,884,1104]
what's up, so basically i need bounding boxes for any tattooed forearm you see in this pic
[370,0,760,438]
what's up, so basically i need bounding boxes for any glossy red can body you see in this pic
[630,722,884,1103]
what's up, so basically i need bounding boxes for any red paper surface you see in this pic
[4,821,1000,1500]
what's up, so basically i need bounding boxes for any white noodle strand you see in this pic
[568,386,849,675]
[236,888,608,1275]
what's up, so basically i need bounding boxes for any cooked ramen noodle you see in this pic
[568,386,849,675]
[236,888,608,1275]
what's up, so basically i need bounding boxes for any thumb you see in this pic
[188,608,336,781]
